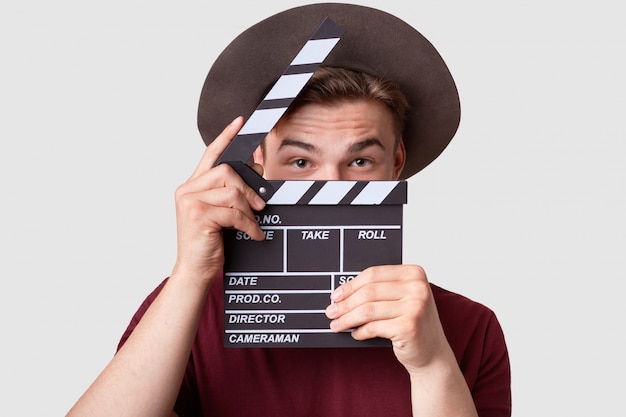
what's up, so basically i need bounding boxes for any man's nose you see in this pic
[317,166,344,181]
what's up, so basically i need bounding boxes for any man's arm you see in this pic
[66,272,213,417]
[66,117,266,417]
[326,264,479,417]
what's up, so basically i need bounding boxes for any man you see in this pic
[67,4,511,417]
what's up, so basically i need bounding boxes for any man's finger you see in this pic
[184,164,266,212]
[190,116,244,180]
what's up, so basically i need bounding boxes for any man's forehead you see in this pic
[278,99,395,126]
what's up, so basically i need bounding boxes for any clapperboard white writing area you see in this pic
[223,180,406,347]
[215,17,408,347]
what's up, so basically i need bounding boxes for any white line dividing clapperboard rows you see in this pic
[223,180,407,348]
[216,17,346,166]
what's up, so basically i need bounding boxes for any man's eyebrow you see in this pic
[348,138,386,153]
[277,138,385,153]
[277,139,317,153]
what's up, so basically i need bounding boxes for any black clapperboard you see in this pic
[217,18,407,348]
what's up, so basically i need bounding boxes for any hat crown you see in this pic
[198,3,460,178]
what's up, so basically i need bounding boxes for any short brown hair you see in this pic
[285,66,410,139]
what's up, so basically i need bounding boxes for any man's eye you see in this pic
[351,158,371,167]
[291,159,310,169]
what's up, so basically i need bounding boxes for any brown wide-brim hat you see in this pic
[198,3,460,179]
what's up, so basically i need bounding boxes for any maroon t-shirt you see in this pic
[119,276,511,416]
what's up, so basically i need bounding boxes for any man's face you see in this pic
[253,100,406,181]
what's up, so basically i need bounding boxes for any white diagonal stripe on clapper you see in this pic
[265,73,315,100]
[267,181,315,204]
[309,181,357,205]
[238,108,287,135]
[291,38,341,65]
[351,182,399,205]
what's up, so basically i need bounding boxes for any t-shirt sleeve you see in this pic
[472,311,512,417]
[116,278,200,416]
[432,284,512,417]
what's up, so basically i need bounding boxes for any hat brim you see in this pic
[198,3,460,179]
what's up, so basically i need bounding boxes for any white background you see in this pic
[1,1,624,415]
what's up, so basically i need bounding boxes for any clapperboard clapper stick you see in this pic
[216,17,408,348]
[216,17,346,202]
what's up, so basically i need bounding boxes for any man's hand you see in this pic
[324,264,451,373]
[171,116,266,286]
[66,117,269,417]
